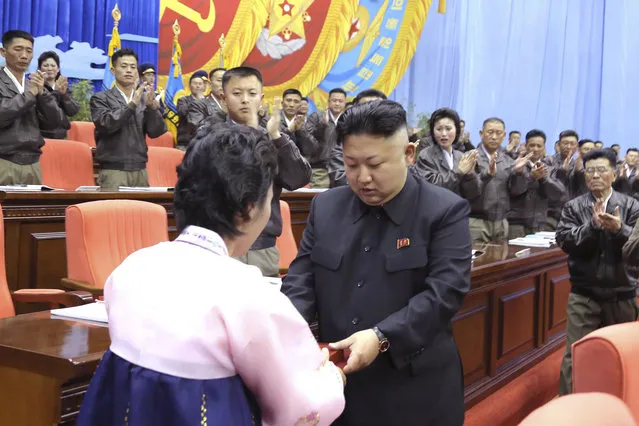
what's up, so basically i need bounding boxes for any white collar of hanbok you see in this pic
[175,225,229,257]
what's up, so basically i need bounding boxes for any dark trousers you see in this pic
[558,292,638,395]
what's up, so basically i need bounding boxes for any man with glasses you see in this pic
[556,148,639,395]
[469,117,529,242]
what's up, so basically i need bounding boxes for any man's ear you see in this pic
[405,142,416,165]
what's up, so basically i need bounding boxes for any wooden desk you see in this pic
[0,312,109,425]
[1,190,175,293]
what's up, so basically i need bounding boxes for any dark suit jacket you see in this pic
[39,84,80,139]
[176,95,218,147]
[412,143,481,200]
[282,173,470,426]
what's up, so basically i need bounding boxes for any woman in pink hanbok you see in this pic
[77,124,346,426]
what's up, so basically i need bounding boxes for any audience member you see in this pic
[37,51,79,139]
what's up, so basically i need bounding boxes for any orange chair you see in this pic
[275,200,298,276]
[572,322,639,421]
[146,146,184,187]
[41,139,95,190]
[518,393,636,426]
[146,131,174,148]
[62,200,169,297]
[68,121,96,148]
[0,205,92,320]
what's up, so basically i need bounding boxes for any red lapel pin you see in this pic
[397,238,410,249]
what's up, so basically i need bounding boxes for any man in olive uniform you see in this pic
[282,100,470,426]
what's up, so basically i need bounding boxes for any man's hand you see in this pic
[288,114,304,132]
[531,162,547,180]
[28,71,45,96]
[488,152,497,175]
[144,85,157,108]
[132,83,146,105]
[599,206,622,233]
[618,160,627,179]
[329,329,380,374]
[267,97,282,139]
[514,153,533,173]
[55,75,69,94]
[574,150,584,172]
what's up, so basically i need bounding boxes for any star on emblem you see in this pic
[269,0,314,39]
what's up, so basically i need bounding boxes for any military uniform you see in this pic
[282,173,470,425]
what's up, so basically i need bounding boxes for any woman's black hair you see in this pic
[173,124,278,237]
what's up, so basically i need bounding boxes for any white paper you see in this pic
[118,186,173,192]
[50,301,108,323]
[75,185,100,191]
[0,184,58,191]
[508,237,552,248]
[282,187,328,193]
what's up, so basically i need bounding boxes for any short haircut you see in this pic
[482,117,505,128]
[174,123,278,237]
[509,131,521,137]
[559,130,579,141]
[611,143,620,148]
[328,88,347,98]
[282,88,303,99]
[582,148,616,169]
[208,67,226,79]
[111,48,138,66]
[336,100,406,146]
[595,140,603,145]
[578,139,594,148]
[301,97,308,102]
[353,88,387,105]
[2,30,34,46]
[525,129,546,142]
[429,108,461,146]
[460,119,465,125]
[37,51,60,69]
[222,67,263,89]
[627,148,639,154]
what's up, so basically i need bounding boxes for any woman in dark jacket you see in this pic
[37,51,79,139]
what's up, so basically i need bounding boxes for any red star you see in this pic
[279,0,294,17]
[349,18,360,40]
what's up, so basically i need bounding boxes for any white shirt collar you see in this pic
[480,143,494,158]
[210,94,223,110]
[3,67,25,94]
[440,146,454,169]
[283,113,294,127]
[115,84,135,104]
[601,190,613,213]
[329,111,341,125]
[175,225,228,257]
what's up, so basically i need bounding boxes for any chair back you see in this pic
[276,200,298,272]
[147,147,184,187]
[518,393,636,425]
[573,322,639,422]
[146,132,174,148]
[0,207,15,319]
[65,200,169,289]
[41,139,95,190]
[68,121,96,148]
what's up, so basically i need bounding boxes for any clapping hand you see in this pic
[514,153,533,173]
[597,205,622,233]
[531,162,547,180]
[266,97,282,139]
[55,75,69,94]
[457,150,478,175]
[28,71,46,96]
[488,152,497,175]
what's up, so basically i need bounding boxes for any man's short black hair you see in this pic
[37,51,60,69]
[282,88,302,99]
[328,88,347,98]
[579,139,595,148]
[301,97,308,102]
[526,129,546,142]
[1,30,34,47]
[582,148,617,169]
[208,67,226,79]
[111,48,138,67]
[353,88,387,105]
[482,117,505,128]
[222,67,263,89]
[460,119,466,125]
[595,140,603,145]
[428,108,461,146]
[336,100,407,146]
[611,144,620,149]
[509,131,521,137]
[559,130,579,141]
[174,124,278,237]
[627,148,639,154]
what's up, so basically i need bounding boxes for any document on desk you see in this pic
[0,184,58,191]
[282,188,328,193]
[119,186,174,192]
[50,302,108,324]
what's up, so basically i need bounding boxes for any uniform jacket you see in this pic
[91,86,167,171]
[282,173,470,426]
[39,84,80,139]
[556,190,639,299]
[0,68,65,164]
[412,143,481,200]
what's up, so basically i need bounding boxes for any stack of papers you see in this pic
[0,184,58,191]
[50,301,108,323]
[119,186,173,192]
[282,188,328,193]
[509,237,552,248]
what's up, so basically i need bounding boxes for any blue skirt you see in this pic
[77,349,261,426]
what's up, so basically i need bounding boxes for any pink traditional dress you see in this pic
[77,225,345,426]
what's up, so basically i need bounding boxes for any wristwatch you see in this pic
[372,327,390,353]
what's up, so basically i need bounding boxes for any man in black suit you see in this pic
[282,100,470,426]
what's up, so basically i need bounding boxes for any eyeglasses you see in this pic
[585,166,611,175]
